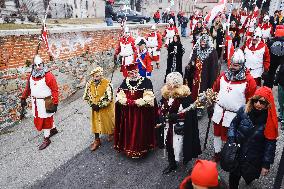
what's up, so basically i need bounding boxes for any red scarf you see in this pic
[254,87,278,140]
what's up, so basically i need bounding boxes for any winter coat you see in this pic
[227,106,277,181]
[105,3,116,19]
[166,41,185,76]
[275,64,284,88]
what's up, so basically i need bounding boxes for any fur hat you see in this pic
[90,66,104,76]
[166,72,183,87]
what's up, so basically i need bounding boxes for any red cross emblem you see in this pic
[226,86,232,93]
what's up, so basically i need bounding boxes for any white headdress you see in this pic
[166,72,183,87]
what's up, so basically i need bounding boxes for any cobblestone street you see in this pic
[0,37,283,189]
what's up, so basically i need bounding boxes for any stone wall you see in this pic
[0,24,166,129]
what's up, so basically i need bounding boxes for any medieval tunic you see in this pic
[184,48,219,101]
[163,25,179,47]
[22,72,59,131]
[135,49,153,77]
[83,78,114,134]
[159,85,201,163]
[114,77,157,158]
[243,38,270,85]
[212,71,257,141]
[115,36,137,77]
[146,31,163,61]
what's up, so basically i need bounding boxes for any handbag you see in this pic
[220,142,240,172]
[174,119,184,135]
[44,96,56,113]
[220,123,261,173]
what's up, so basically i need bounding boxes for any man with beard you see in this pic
[243,28,270,86]
[210,49,257,162]
[21,55,59,150]
[114,64,157,158]
[184,34,219,118]
[115,26,137,77]
[83,67,114,151]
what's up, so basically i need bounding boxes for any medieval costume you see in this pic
[184,34,219,102]
[163,18,179,48]
[158,72,201,174]
[135,38,152,78]
[165,34,185,81]
[258,15,273,42]
[184,34,219,118]
[21,55,59,150]
[211,49,257,162]
[83,67,115,151]
[114,64,157,158]
[146,25,162,69]
[115,27,137,77]
[243,28,270,86]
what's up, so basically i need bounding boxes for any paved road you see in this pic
[0,36,283,189]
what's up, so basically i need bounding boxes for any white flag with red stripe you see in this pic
[226,34,234,67]
[205,0,226,27]
[41,24,50,52]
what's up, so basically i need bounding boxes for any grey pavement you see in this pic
[0,37,283,189]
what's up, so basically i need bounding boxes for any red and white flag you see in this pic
[41,23,50,52]
[226,34,234,67]
[204,0,226,26]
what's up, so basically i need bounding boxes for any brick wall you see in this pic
[0,24,166,128]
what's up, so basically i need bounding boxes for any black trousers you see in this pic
[263,54,284,88]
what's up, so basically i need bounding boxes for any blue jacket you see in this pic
[227,106,277,170]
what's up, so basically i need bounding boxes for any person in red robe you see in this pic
[114,26,136,77]
[146,25,163,69]
[114,64,157,158]
[21,55,59,150]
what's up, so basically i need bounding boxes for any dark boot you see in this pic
[162,163,177,174]
[39,137,51,150]
[49,128,58,138]
[212,152,221,162]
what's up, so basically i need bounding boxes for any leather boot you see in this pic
[49,128,58,138]
[162,163,177,174]
[39,137,51,150]
[90,138,101,151]
[212,152,221,162]
[107,134,114,142]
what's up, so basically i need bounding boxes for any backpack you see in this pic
[270,40,284,56]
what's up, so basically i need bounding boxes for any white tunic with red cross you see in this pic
[243,39,270,78]
[212,76,247,127]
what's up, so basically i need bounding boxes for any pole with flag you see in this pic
[36,0,52,60]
